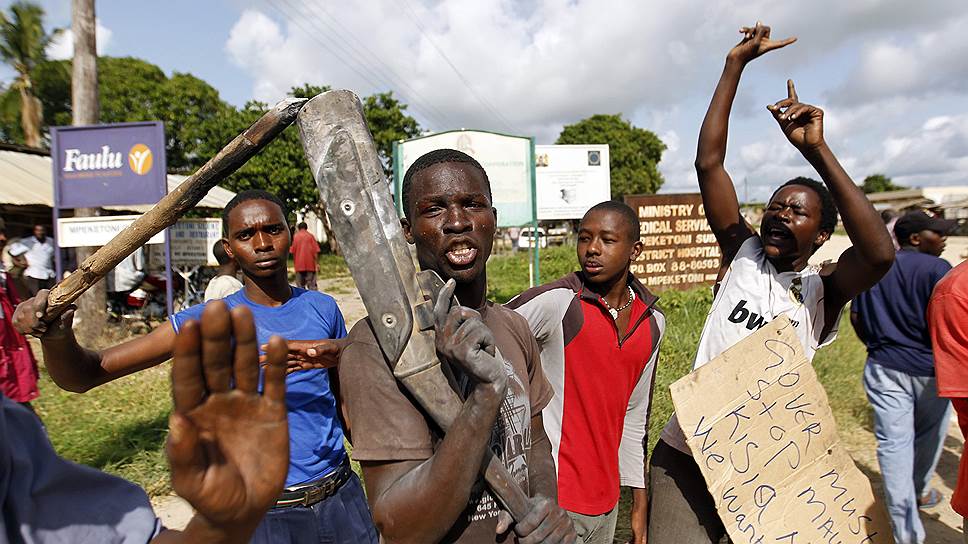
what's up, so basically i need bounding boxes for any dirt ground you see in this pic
[149,240,968,541]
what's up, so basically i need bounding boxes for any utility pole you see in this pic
[71,0,105,343]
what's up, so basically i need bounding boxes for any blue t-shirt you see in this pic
[853,249,952,376]
[171,287,348,486]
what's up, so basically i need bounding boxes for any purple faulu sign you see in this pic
[50,121,167,208]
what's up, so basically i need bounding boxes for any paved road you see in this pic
[811,235,968,266]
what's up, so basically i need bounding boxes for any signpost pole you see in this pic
[529,137,539,287]
[164,227,174,316]
[52,207,62,281]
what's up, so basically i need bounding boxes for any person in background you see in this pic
[291,221,320,291]
[882,209,901,251]
[204,239,242,302]
[4,234,29,300]
[0,218,40,414]
[508,201,663,544]
[851,210,956,544]
[22,224,55,296]
[1,301,291,543]
[107,247,147,312]
[928,259,968,543]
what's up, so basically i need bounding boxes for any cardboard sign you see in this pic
[671,317,893,544]
[624,193,721,291]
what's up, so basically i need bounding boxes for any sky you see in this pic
[7,0,968,201]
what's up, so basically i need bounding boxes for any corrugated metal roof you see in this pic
[0,149,235,210]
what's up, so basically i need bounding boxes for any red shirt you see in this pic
[290,229,320,273]
[508,273,663,515]
[928,259,968,515]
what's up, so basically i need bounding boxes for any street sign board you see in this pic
[624,193,721,291]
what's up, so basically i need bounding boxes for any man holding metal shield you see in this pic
[338,149,577,543]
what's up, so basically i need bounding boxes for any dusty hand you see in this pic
[432,279,504,386]
[12,289,74,340]
[259,338,347,374]
[167,302,289,531]
[727,22,796,64]
[767,79,825,153]
[495,495,578,544]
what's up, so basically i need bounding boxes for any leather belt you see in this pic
[272,460,352,509]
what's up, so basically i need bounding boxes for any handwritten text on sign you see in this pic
[671,317,892,544]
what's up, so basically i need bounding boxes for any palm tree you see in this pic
[0,2,57,148]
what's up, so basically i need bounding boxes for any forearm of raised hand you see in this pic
[696,59,753,253]
[804,143,894,274]
[696,59,744,173]
[368,379,508,544]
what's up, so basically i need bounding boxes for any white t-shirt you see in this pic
[660,236,841,453]
[204,274,243,301]
[22,237,55,280]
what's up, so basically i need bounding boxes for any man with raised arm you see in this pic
[338,148,577,543]
[648,23,895,543]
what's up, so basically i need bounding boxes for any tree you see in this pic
[862,173,904,194]
[0,1,58,147]
[8,56,232,172]
[556,114,666,198]
[363,91,420,175]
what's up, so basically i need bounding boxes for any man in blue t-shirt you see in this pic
[851,210,957,544]
[13,189,378,544]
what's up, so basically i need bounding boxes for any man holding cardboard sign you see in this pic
[648,22,895,543]
[670,317,893,543]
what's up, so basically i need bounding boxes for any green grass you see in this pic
[34,249,872,543]
[317,253,351,278]
[487,245,580,303]
[34,359,174,496]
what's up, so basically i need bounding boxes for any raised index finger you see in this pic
[787,79,798,102]
[433,278,457,329]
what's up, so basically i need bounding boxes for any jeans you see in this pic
[296,271,317,291]
[647,439,726,544]
[249,472,378,544]
[864,360,951,544]
[567,506,618,544]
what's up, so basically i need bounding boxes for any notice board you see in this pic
[624,193,721,291]
[671,316,893,544]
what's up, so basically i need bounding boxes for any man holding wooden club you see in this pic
[14,189,378,544]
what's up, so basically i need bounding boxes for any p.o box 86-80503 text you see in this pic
[671,316,893,544]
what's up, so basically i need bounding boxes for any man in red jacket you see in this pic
[291,222,321,290]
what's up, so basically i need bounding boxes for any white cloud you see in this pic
[226,0,968,192]
[830,11,968,105]
[45,19,113,60]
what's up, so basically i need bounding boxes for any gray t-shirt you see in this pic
[1,395,162,543]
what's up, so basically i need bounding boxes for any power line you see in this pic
[265,0,452,130]
[397,0,520,135]
[302,0,456,128]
